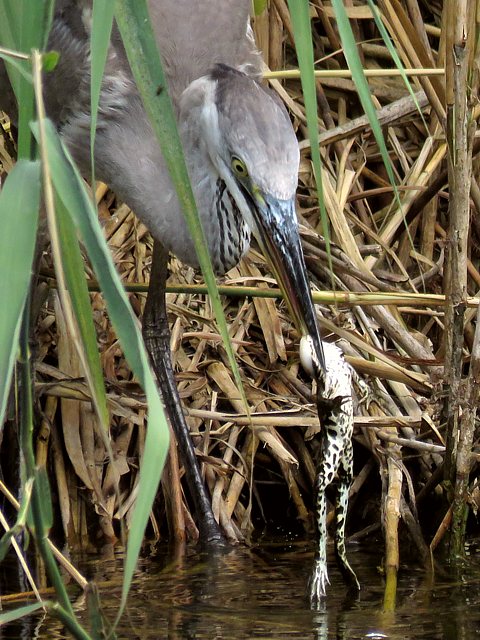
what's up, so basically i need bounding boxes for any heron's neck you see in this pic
[179,115,251,275]
[74,87,251,274]
[73,99,249,274]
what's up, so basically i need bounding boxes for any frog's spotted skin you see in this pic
[306,340,363,607]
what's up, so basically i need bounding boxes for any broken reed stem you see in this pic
[383,443,403,612]
[450,154,480,559]
[161,426,187,543]
[442,0,479,561]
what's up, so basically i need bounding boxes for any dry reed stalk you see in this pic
[442,0,480,560]
[382,443,402,612]
[161,430,188,543]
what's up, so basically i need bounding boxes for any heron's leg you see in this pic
[142,240,226,546]
[334,439,360,591]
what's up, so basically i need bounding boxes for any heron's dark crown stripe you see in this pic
[210,63,245,83]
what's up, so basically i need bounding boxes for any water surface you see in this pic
[2,538,480,639]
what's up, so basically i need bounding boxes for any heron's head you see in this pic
[180,64,325,375]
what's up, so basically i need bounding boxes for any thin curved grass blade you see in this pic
[0,602,47,625]
[34,467,54,535]
[90,0,114,178]
[331,0,396,191]
[367,1,427,127]
[0,478,33,562]
[286,0,330,251]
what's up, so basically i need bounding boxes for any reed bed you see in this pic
[1,0,479,612]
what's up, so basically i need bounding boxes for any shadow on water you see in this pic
[2,538,480,639]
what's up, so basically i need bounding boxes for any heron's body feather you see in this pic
[17,1,295,274]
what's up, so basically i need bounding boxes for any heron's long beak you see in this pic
[250,191,325,375]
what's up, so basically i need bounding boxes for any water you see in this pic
[2,538,480,639]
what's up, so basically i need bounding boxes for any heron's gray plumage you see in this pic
[146,0,261,106]
[212,65,299,200]
[177,63,301,271]
[28,2,299,276]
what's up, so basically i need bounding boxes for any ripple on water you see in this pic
[2,539,480,639]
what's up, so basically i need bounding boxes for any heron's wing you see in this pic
[1,0,259,121]
[49,0,260,112]
[147,0,260,104]
[0,1,94,138]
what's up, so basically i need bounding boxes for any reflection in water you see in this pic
[1,540,480,639]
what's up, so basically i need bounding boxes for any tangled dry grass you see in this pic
[1,0,479,601]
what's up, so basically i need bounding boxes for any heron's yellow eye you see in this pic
[231,156,248,178]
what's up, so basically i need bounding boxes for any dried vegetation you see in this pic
[1,0,480,598]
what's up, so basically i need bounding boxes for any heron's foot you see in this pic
[198,513,229,551]
[308,558,330,607]
[201,529,229,551]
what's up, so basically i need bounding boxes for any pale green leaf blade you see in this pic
[0,160,40,425]
[55,196,110,427]
[90,0,115,175]
[0,0,54,157]
[253,0,268,15]
[366,0,426,124]
[0,602,47,625]
[331,0,396,190]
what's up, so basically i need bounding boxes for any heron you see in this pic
[0,0,359,601]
